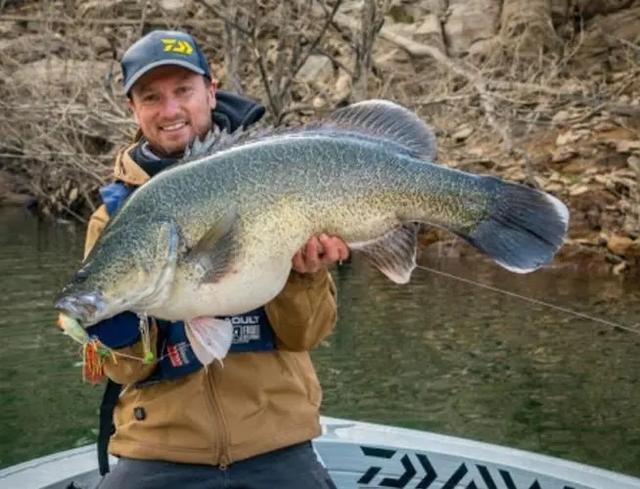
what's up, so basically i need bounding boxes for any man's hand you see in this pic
[292,234,349,274]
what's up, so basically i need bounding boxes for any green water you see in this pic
[0,208,639,476]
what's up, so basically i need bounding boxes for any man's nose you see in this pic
[159,96,181,117]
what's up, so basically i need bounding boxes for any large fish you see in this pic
[55,100,569,364]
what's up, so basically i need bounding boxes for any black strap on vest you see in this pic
[98,379,123,475]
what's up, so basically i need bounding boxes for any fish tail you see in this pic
[461,176,569,273]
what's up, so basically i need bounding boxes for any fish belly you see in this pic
[145,255,293,321]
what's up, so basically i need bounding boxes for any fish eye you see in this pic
[75,269,89,282]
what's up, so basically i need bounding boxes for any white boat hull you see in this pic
[316,417,640,489]
[1,417,638,489]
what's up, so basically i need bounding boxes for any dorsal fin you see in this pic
[181,125,292,163]
[181,126,259,163]
[181,99,437,163]
[312,99,437,161]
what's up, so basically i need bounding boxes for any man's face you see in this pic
[128,66,216,157]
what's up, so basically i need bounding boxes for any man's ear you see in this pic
[208,78,218,110]
[127,98,140,125]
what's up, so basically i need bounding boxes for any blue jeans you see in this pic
[95,442,336,489]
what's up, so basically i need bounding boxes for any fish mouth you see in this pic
[54,292,107,326]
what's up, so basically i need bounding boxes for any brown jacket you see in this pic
[85,146,337,466]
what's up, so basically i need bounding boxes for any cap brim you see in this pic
[124,60,206,94]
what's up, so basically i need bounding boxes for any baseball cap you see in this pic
[121,30,212,94]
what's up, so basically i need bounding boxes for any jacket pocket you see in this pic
[114,372,216,452]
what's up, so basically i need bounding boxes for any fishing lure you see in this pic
[57,313,113,384]
[82,339,113,384]
[57,312,157,383]
[56,312,90,344]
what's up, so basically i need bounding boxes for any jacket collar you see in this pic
[113,144,150,186]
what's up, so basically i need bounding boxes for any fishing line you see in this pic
[415,264,640,335]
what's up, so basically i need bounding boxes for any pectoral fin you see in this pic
[351,223,420,284]
[185,316,233,365]
[187,209,239,283]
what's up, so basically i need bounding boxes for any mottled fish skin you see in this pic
[55,100,569,329]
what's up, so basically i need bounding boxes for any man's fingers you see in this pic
[320,235,350,264]
[318,234,339,263]
[334,238,350,261]
[304,236,321,272]
[292,250,305,272]
[338,241,350,261]
[307,235,322,257]
[292,234,349,273]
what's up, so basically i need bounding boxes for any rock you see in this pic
[607,234,634,256]
[374,46,409,66]
[556,130,582,146]
[551,146,578,163]
[593,120,617,131]
[388,4,417,23]
[443,0,500,56]
[625,241,640,257]
[0,34,66,64]
[414,14,445,51]
[91,36,112,56]
[421,0,448,15]
[500,0,561,55]
[468,38,499,58]
[571,5,640,73]
[333,69,352,102]
[575,0,637,19]
[612,261,627,275]
[0,21,19,36]
[382,21,421,41]
[417,226,443,247]
[312,95,326,109]
[569,184,590,196]
[336,0,362,16]
[563,159,591,174]
[69,187,79,203]
[451,124,474,141]
[11,58,110,92]
[616,140,640,153]
[550,0,570,25]
[627,155,640,173]
[467,146,485,157]
[297,55,333,84]
[159,0,185,13]
[545,183,564,193]
[78,0,128,17]
[551,110,571,124]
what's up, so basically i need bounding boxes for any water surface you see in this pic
[0,208,638,476]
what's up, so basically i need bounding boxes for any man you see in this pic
[83,30,348,489]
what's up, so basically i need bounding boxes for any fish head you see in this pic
[55,217,182,326]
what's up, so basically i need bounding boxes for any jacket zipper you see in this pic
[205,364,231,468]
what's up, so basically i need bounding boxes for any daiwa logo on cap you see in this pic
[121,30,211,93]
[161,38,194,55]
